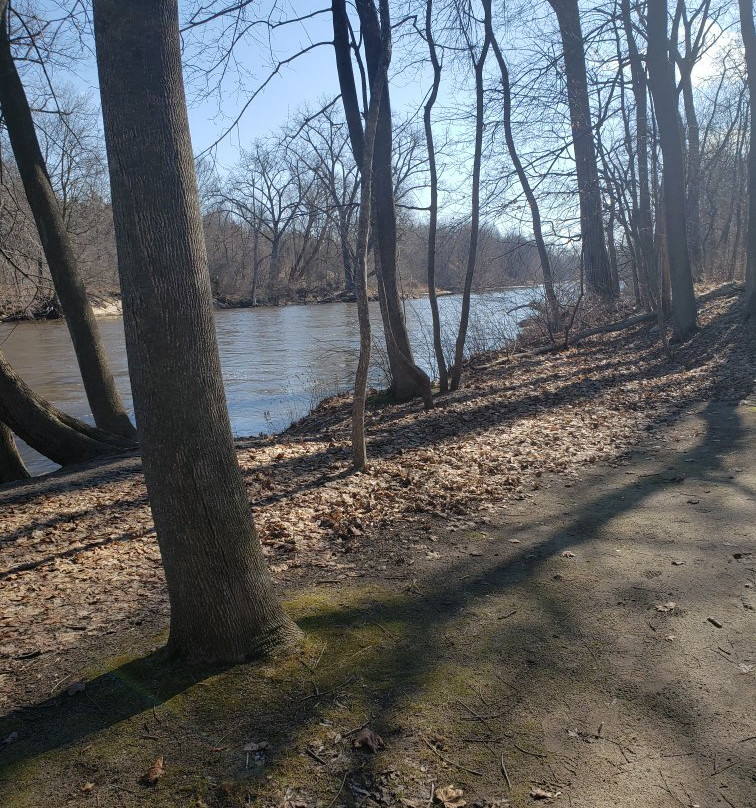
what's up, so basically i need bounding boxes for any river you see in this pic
[0,289,540,475]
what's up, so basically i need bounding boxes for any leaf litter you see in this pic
[1,293,753,712]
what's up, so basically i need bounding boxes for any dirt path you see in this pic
[1,394,753,808]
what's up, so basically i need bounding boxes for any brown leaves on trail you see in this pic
[141,756,164,786]
[353,726,384,752]
[1,294,753,708]
[434,784,466,807]
[655,602,677,613]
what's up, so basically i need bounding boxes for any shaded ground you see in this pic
[0,292,754,807]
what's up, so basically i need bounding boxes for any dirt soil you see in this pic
[0,292,754,807]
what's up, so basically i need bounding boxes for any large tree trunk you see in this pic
[424,0,449,394]
[93,0,301,663]
[646,0,697,339]
[547,0,614,303]
[450,30,490,392]
[0,7,135,439]
[485,0,560,330]
[0,350,133,467]
[333,0,432,406]
[0,421,30,483]
[739,0,756,322]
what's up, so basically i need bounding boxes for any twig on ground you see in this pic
[422,735,483,776]
[500,753,512,790]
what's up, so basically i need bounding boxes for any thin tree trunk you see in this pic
[485,0,560,330]
[351,40,387,470]
[450,30,490,392]
[679,69,702,279]
[0,350,132,466]
[333,0,433,406]
[423,0,449,393]
[93,0,301,663]
[620,0,657,308]
[548,0,614,303]
[646,0,697,339]
[739,0,756,321]
[0,7,135,439]
[0,421,30,483]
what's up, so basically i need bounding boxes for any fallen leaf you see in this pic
[561,550,575,558]
[81,782,95,793]
[530,787,560,800]
[655,602,676,613]
[434,784,466,807]
[142,756,165,785]
[353,727,384,752]
[243,740,269,752]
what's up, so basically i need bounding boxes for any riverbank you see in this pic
[0,290,753,807]
[1,284,533,321]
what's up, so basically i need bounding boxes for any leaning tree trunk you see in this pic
[0,350,133,466]
[485,0,560,330]
[423,0,449,393]
[93,0,301,664]
[547,0,615,304]
[0,7,135,439]
[646,0,697,339]
[450,30,490,392]
[739,0,756,322]
[0,421,30,483]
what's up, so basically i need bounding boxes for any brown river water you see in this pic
[0,291,537,474]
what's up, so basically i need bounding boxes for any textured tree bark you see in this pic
[646,0,698,339]
[485,0,560,330]
[0,7,135,439]
[0,421,30,483]
[333,0,432,406]
[423,0,449,394]
[547,0,615,303]
[0,350,132,466]
[93,0,301,663]
[739,0,756,322]
[450,30,490,392]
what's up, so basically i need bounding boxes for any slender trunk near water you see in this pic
[450,32,490,392]
[93,0,301,663]
[351,50,387,471]
[333,0,432,406]
[0,421,29,483]
[423,0,448,394]
[0,350,132,466]
[739,0,756,322]
[647,0,697,339]
[0,8,135,439]
[547,0,614,304]
[484,0,560,331]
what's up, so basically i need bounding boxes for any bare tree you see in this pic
[0,3,135,438]
[93,0,301,662]
[547,0,615,303]
[332,0,433,406]
[647,0,697,339]
[739,0,756,322]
